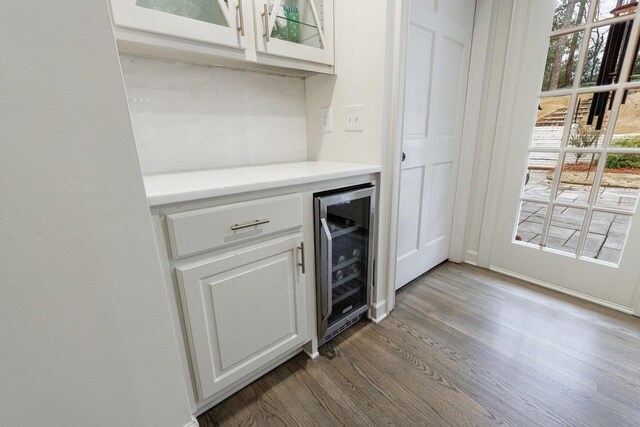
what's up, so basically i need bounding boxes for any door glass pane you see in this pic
[596,154,640,210]
[581,211,631,264]
[523,152,559,201]
[581,21,634,87]
[631,41,640,81]
[542,31,584,91]
[326,196,370,325]
[516,201,548,246]
[594,0,636,22]
[136,0,229,26]
[546,206,586,254]
[568,92,613,147]
[556,153,600,204]
[552,0,590,31]
[535,95,571,145]
[269,0,323,49]
[612,89,640,142]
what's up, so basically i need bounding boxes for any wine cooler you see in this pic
[314,185,375,346]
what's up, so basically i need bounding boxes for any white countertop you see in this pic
[143,161,381,206]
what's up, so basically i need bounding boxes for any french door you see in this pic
[492,0,640,313]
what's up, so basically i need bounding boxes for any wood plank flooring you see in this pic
[198,262,640,426]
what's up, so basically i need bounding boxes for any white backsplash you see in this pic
[120,55,308,175]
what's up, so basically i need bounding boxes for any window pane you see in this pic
[612,89,640,141]
[594,0,636,22]
[516,201,548,245]
[596,154,640,211]
[582,21,634,87]
[631,41,640,82]
[535,96,571,146]
[523,152,559,201]
[556,153,600,204]
[542,31,584,91]
[552,0,590,31]
[581,211,632,264]
[567,92,613,148]
[546,206,586,254]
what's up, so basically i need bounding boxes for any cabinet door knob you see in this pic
[231,219,270,231]
[402,152,406,162]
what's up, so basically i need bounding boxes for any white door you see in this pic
[396,0,475,289]
[110,0,249,49]
[253,0,334,65]
[175,234,308,402]
[491,0,640,314]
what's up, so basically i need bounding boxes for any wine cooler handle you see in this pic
[320,218,333,325]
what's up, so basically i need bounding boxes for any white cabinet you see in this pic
[176,233,308,402]
[254,0,334,65]
[110,0,249,49]
[109,0,334,73]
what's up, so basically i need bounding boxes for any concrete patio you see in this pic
[517,170,636,263]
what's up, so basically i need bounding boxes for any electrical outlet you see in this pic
[345,104,364,132]
[321,107,332,133]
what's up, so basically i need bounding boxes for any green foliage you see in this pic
[606,136,640,169]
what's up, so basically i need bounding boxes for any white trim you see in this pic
[304,349,320,359]
[490,265,634,314]
[450,0,496,263]
[464,250,479,265]
[385,0,410,314]
[184,417,199,427]
[369,300,388,324]
[477,0,525,267]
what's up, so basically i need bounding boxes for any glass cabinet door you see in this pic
[255,0,334,65]
[110,0,248,49]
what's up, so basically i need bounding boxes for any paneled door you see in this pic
[491,0,640,314]
[110,0,249,49]
[396,0,475,289]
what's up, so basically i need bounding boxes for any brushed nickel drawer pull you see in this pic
[231,219,270,231]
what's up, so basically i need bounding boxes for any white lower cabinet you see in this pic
[176,233,308,402]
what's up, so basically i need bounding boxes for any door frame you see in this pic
[384,0,494,312]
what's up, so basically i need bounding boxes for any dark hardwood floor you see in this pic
[198,262,640,426]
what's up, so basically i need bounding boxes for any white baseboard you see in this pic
[465,250,479,266]
[304,349,320,359]
[368,300,387,323]
[489,265,634,314]
[184,417,199,427]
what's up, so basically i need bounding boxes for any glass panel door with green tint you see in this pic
[110,0,246,49]
[268,0,322,48]
[135,0,229,26]
[256,0,333,65]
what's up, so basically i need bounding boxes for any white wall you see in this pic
[121,55,308,175]
[0,2,193,426]
[305,0,394,316]
[304,1,389,166]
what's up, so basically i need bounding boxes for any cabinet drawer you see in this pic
[166,194,302,259]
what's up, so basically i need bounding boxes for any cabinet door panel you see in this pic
[176,235,307,401]
[110,0,248,49]
[254,0,334,65]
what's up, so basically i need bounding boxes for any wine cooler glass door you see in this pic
[316,186,375,338]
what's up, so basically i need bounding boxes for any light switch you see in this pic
[346,104,364,132]
[321,107,332,133]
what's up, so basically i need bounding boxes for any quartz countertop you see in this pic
[143,161,381,206]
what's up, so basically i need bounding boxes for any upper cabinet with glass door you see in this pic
[254,0,334,66]
[110,0,249,49]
